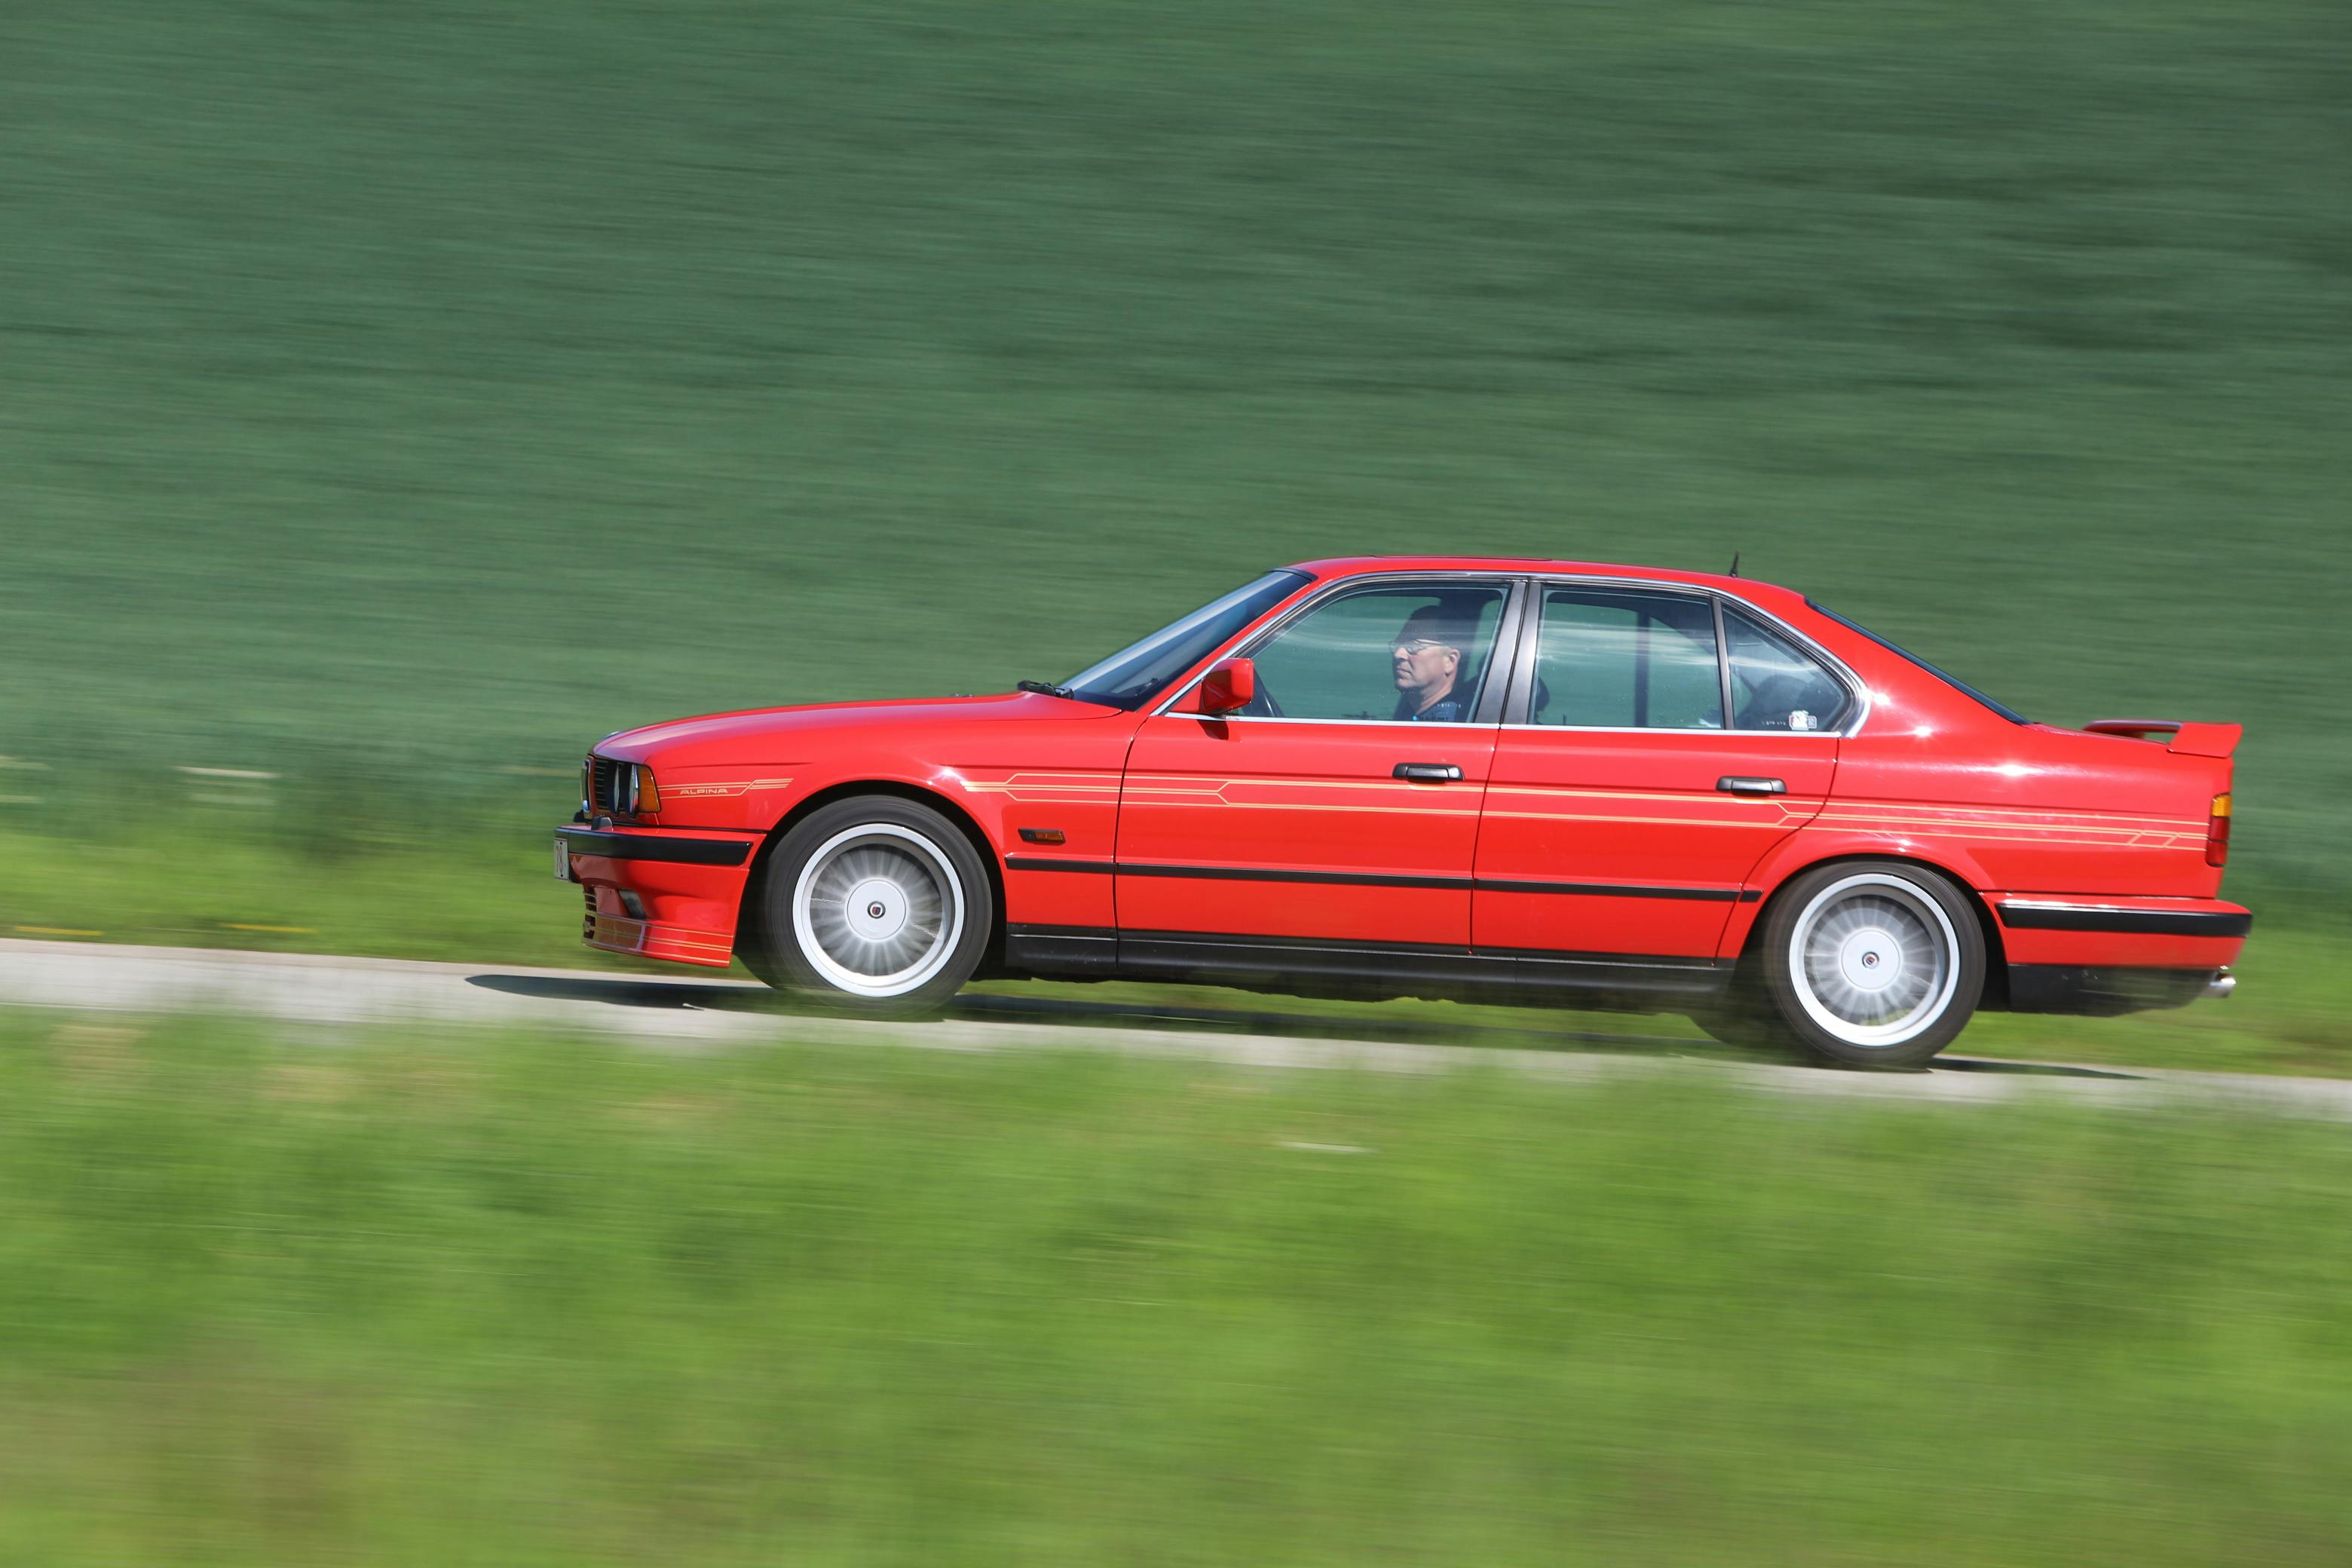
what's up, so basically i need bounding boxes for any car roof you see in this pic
[1288,556,1811,613]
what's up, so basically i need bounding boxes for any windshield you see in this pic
[1806,600,2030,725]
[1063,570,1309,710]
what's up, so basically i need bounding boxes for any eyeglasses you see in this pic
[1392,639,1455,657]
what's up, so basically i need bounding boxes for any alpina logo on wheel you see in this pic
[559,554,2249,1070]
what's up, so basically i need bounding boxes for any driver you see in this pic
[1391,608,1473,722]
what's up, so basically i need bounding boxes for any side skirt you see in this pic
[1004,924,1732,1005]
[1000,924,1119,978]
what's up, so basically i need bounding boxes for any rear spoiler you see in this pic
[2081,719,2242,759]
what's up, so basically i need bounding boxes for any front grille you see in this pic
[586,755,623,814]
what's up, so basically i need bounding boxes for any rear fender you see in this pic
[1719,830,1997,960]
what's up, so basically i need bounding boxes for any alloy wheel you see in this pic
[789,823,966,998]
[1786,871,1962,1049]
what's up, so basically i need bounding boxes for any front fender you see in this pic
[658,718,1144,934]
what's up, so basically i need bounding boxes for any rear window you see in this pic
[1805,601,2030,725]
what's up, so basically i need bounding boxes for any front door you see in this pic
[1472,583,1849,961]
[1115,577,1517,976]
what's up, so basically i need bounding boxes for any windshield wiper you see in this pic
[1017,679,1080,700]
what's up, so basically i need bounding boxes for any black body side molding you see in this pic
[1997,904,2251,938]
[1006,856,1744,902]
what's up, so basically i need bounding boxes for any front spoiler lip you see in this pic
[556,826,755,867]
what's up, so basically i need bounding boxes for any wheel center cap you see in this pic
[844,877,910,942]
[1839,928,1902,991]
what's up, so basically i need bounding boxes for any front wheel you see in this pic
[1749,861,1985,1068]
[750,796,994,1016]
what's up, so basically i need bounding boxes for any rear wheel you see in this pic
[1756,861,1984,1068]
[750,796,993,1016]
[1693,862,1984,1068]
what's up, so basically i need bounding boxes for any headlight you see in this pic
[618,765,639,815]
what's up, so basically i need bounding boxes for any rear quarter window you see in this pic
[1805,600,2030,725]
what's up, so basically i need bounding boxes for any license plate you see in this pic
[553,837,573,881]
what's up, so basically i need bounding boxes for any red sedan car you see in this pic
[556,559,2248,1067]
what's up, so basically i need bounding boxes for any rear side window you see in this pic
[1527,588,1724,729]
[1724,610,1851,732]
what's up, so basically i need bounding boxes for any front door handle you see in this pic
[1717,776,1786,795]
[1394,762,1463,782]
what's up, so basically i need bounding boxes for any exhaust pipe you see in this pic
[2206,966,2235,1000]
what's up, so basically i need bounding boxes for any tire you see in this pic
[1750,860,1986,1068]
[748,796,994,1016]
[1683,960,1808,1062]
[733,929,786,989]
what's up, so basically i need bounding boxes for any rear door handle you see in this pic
[1395,762,1464,782]
[1717,776,1786,795]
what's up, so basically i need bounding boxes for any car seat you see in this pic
[1736,672,1814,730]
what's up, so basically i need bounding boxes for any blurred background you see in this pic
[0,0,2342,893]
[11,0,2345,1066]
[6,0,2345,926]
[3,3,2350,1559]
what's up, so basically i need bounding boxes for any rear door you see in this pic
[1472,583,1848,960]
[1116,575,1521,955]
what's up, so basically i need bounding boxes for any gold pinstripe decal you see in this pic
[954,772,2200,844]
[666,776,795,799]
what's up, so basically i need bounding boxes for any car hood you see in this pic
[593,690,1126,769]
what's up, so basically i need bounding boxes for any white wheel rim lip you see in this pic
[1787,872,1959,1048]
[791,824,964,998]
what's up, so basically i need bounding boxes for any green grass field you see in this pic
[5,1,2346,1063]
[2,1011,2348,1565]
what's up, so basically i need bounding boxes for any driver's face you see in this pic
[1392,633,1461,697]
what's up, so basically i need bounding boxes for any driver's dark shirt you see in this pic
[1408,695,1468,723]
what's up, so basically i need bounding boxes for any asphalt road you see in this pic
[3,937,2344,1118]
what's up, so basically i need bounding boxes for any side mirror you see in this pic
[1199,657,1255,716]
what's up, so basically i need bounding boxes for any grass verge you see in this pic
[1,1012,2347,1565]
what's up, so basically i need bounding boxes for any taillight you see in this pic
[2205,792,2231,868]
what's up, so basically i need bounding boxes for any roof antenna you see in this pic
[1728,551,1741,577]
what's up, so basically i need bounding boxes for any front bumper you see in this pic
[556,824,763,968]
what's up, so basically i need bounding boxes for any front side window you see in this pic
[1063,571,1307,710]
[1526,588,1723,729]
[1240,581,1509,722]
[1724,609,1851,731]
